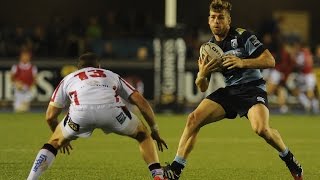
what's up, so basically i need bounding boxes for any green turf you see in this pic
[0,113,319,179]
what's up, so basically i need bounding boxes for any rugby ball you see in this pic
[199,42,224,72]
[199,42,224,63]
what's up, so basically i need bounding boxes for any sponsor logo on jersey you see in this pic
[231,39,238,49]
[33,154,47,172]
[116,112,126,124]
[257,96,265,103]
[248,35,261,47]
[68,119,80,132]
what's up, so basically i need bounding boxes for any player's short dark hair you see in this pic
[78,52,100,68]
[210,0,232,14]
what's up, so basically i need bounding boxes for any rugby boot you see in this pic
[162,163,180,180]
[280,151,303,180]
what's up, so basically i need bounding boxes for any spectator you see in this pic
[10,47,37,112]
[258,15,283,56]
[32,25,49,57]
[86,16,102,40]
[85,16,103,55]
[47,16,67,57]
[7,26,31,56]
[102,11,121,38]
[66,17,86,57]
[0,25,6,56]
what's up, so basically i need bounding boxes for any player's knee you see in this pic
[186,112,201,129]
[135,131,148,142]
[253,126,269,138]
[131,122,150,142]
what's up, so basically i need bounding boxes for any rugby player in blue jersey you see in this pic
[163,0,303,179]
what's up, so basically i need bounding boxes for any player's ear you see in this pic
[228,14,231,24]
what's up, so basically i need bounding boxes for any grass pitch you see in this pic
[0,113,319,180]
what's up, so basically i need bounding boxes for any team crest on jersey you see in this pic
[231,39,238,49]
[68,119,80,132]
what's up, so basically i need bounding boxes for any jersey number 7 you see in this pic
[69,69,107,105]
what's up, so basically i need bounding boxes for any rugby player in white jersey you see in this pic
[27,52,168,180]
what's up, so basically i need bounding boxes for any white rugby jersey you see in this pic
[50,67,136,108]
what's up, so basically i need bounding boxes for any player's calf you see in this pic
[186,112,201,130]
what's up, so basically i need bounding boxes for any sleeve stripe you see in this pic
[50,80,64,102]
[119,77,135,91]
[49,101,64,108]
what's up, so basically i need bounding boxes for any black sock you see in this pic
[171,161,185,175]
[280,151,294,161]
[148,163,161,171]
[42,143,58,156]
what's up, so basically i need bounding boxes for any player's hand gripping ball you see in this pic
[199,42,224,72]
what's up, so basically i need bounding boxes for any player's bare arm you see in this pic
[222,49,275,69]
[46,105,63,132]
[10,73,15,83]
[129,91,168,151]
[196,54,220,92]
[46,105,73,154]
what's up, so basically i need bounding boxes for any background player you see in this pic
[163,0,303,179]
[27,52,168,180]
[265,41,297,113]
[11,47,37,113]
[288,37,319,114]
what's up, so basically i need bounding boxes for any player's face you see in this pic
[208,10,231,37]
[20,52,31,63]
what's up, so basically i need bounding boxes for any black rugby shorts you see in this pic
[206,80,268,119]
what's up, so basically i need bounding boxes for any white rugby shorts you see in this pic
[268,69,282,85]
[60,104,139,140]
[297,73,317,92]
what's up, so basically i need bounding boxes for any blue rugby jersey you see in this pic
[209,27,266,90]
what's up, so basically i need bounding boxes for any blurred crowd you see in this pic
[0,13,156,60]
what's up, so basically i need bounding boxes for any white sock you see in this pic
[298,93,311,111]
[279,147,289,157]
[27,149,56,180]
[151,169,164,178]
[312,99,319,114]
[148,162,164,178]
